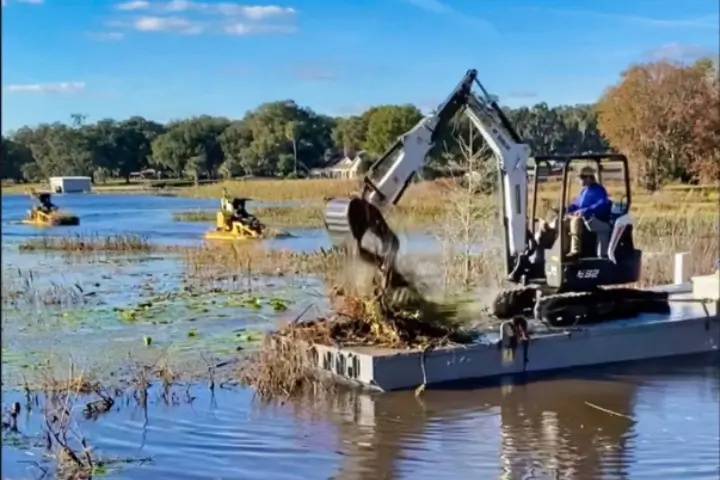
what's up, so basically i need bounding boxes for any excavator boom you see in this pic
[324,69,532,282]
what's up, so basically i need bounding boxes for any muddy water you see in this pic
[2,193,719,479]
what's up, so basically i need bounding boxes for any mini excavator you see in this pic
[324,69,669,327]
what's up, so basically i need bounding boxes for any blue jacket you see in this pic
[567,183,610,219]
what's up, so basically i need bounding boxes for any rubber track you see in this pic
[492,285,539,319]
[533,288,671,327]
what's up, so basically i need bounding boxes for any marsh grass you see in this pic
[178,210,716,292]
[173,203,445,230]
[172,210,215,222]
[634,214,718,285]
[179,176,716,205]
[1,268,88,309]
[181,243,347,281]
[19,233,158,253]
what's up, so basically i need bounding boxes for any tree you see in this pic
[596,58,717,189]
[332,115,369,156]
[1,136,33,182]
[150,116,229,180]
[2,62,715,188]
[363,105,423,156]
[285,121,301,176]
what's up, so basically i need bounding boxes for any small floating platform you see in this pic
[21,210,80,227]
[309,282,719,392]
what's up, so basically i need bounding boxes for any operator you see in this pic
[220,188,234,216]
[232,198,261,231]
[565,166,612,258]
[37,193,57,214]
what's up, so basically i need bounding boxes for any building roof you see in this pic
[323,150,367,170]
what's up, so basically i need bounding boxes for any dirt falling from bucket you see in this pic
[237,258,475,403]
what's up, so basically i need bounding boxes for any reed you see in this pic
[18,233,156,253]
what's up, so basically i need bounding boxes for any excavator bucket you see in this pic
[325,197,400,278]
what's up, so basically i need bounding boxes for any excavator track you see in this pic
[533,288,671,328]
[492,285,539,319]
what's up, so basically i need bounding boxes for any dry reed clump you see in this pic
[635,214,719,285]
[182,243,348,280]
[1,269,87,308]
[19,232,157,253]
[172,210,215,222]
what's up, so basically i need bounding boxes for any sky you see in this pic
[2,0,718,132]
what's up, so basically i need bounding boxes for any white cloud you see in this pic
[88,31,125,41]
[116,0,149,11]
[399,0,495,32]
[3,0,44,6]
[223,22,296,35]
[138,1,296,19]
[226,5,295,20]
[537,8,718,29]
[133,15,203,34]
[507,91,538,99]
[5,82,86,93]
[163,1,292,16]
[109,2,297,36]
[647,43,716,61]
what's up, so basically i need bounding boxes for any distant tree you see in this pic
[2,60,715,188]
[597,58,718,189]
[363,105,423,156]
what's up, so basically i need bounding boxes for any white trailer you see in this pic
[49,176,92,194]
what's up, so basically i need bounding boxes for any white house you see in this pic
[311,151,367,180]
[49,176,92,194]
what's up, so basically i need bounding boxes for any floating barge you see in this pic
[309,254,720,392]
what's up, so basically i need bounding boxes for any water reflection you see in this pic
[329,355,718,480]
[0,356,717,479]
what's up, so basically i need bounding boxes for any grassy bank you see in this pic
[172,203,446,229]
[169,178,717,230]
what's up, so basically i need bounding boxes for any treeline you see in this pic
[2,58,717,189]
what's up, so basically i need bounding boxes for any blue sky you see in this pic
[2,0,718,132]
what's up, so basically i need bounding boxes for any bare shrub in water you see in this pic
[433,121,506,297]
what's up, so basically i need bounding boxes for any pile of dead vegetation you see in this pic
[238,261,476,401]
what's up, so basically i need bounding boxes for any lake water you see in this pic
[0,194,440,253]
[2,193,719,479]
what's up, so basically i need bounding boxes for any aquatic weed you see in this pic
[18,233,158,253]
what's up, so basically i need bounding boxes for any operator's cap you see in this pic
[579,166,596,178]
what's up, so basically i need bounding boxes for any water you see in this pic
[1,194,440,252]
[1,357,718,479]
[2,193,719,479]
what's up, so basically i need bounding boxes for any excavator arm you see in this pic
[324,69,533,282]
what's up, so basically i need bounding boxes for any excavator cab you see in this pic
[528,153,641,290]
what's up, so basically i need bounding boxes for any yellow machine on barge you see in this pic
[21,190,80,227]
[204,190,265,241]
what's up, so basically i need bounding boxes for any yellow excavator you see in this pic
[21,189,80,227]
[204,189,266,241]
